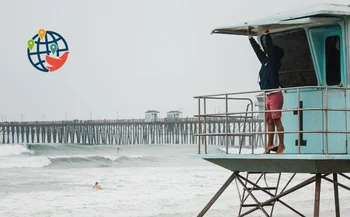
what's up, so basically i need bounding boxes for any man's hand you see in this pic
[247,26,253,38]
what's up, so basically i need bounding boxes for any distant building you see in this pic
[167,110,182,119]
[145,110,160,122]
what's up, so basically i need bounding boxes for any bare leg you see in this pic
[267,118,275,146]
[265,118,275,153]
[274,119,285,154]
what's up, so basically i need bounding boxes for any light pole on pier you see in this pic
[90,112,92,120]
[65,112,67,120]
[117,111,119,119]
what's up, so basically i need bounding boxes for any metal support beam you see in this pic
[238,173,265,216]
[339,173,350,181]
[333,174,340,217]
[197,172,237,217]
[235,174,270,217]
[240,174,319,216]
[270,173,282,217]
[322,176,350,192]
[314,174,321,217]
[237,174,305,217]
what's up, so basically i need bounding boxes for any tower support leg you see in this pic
[197,172,237,217]
[333,173,340,217]
[197,172,350,216]
[314,174,321,217]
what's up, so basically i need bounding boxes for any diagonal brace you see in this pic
[235,174,270,217]
[239,174,327,216]
[197,172,237,217]
[237,174,305,217]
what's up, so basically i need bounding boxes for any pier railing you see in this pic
[0,118,200,126]
[0,116,264,145]
[0,117,259,126]
[194,86,350,155]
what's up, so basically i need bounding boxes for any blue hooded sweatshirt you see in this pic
[249,33,285,90]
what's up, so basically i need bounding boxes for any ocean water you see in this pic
[0,143,349,217]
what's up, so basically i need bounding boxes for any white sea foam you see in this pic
[0,156,51,169]
[0,144,349,217]
[0,144,33,157]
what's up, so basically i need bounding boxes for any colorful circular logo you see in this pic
[27,29,69,73]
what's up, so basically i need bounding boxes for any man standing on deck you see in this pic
[247,26,285,154]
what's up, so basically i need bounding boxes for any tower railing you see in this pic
[194,86,350,155]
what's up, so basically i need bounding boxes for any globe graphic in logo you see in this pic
[27,29,69,73]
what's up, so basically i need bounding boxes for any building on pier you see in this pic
[145,110,159,122]
[254,93,265,119]
[166,110,181,119]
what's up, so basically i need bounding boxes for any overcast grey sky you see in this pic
[1,0,349,121]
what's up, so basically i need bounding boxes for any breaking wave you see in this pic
[0,144,163,169]
[0,144,34,156]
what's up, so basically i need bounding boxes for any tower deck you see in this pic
[197,154,350,173]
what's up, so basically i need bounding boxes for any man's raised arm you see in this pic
[263,26,275,61]
[248,27,266,64]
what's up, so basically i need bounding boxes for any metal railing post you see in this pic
[346,89,348,154]
[225,94,229,154]
[263,91,267,150]
[198,97,201,154]
[251,102,254,154]
[325,87,329,155]
[204,98,207,154]
[297,88,301,154]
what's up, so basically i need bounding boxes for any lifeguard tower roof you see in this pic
[212,3,350,36]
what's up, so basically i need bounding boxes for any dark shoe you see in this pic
[264,146,275,154]
[271,146,278,152]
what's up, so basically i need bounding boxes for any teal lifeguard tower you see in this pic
[195,3,350,217]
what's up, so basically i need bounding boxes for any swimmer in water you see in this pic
[93,182,102,190]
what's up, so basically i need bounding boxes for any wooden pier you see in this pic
[0,117,264,145]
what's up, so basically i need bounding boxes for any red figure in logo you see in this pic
[45,52,69,72]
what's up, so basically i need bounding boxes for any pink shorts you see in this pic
[265,91,283,120]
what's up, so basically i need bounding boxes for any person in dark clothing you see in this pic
[248,26,285,154]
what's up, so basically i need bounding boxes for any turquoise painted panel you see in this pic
[300,90,324,154]
[308,25,347,154]
[325,89,347,153]
[280,91,298,154]
[282,88,324,154]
